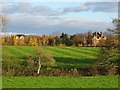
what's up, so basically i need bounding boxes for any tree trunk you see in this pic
[37,57,41,74]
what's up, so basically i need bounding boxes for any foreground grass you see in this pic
[0,77,1,89]
[2,76,118,88]
[2,46,99,68]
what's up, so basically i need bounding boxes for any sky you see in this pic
[1,1,118,35]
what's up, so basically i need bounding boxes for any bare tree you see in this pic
[0,15,8,32]
[0,3,8,32]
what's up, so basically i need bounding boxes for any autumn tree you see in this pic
[48,37,55,46]
[72,34,86,46]
[3,36,13,45]
[87,31,92,46]
[24,35,30,46]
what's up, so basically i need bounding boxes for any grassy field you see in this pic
[2,46,118,88]
[2,76,118,88]
[2,46,99,68]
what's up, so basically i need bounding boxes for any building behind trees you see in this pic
[0,31,107,47]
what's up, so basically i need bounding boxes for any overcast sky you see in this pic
[2,1,118,35]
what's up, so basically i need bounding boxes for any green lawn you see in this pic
[2,46,100,68]
[2,76,118,88]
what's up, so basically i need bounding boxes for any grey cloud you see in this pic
[4,2,117,17]
[4,2,63,16]
[33,6,54,16]
[16,2,33,13]
[63,5,89,12]
[85,2,118,12]
[63,2,117,13]
[3,2,33,14]
[33,6,63,16]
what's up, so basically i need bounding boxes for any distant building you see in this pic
[13,34,25,46]
[92,31,106,46]
[15,34,25,40]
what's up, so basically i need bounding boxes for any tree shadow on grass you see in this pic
[54,57,95,65]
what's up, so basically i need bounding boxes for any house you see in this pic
[92,31,106,46]
[13,34,25,46]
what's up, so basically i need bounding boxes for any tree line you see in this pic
[1,31,107,47]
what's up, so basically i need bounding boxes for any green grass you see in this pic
[0,77,1,89]
[2,46,118,88]
[2,46,100,68]
[2,76,118,88]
